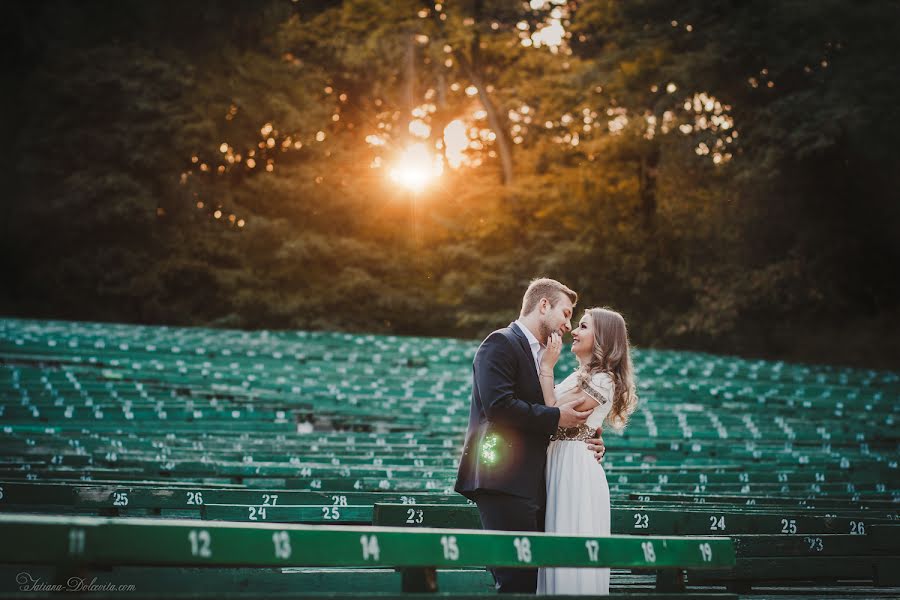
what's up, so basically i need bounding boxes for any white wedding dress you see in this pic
[537,371,614,596]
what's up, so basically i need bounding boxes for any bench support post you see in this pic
[875,558,900,587]
[655,568,685,592]
[400,567,438,592]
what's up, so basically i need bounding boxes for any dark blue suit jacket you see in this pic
[454,322,561,505]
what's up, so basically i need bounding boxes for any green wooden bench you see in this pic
[0,514,736,596]
[630,492,900,511]
[871,524,900,586]
[686,527,900,591]
[0,481,469,511]
[373,503,897,536]
[0,565,496,596]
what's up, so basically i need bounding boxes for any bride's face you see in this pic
[570,313,593,360]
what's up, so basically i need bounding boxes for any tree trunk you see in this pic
[437,71,447,109]
[467,0,513,185]
[433,0,514,185]
[405,34,416,127]
[472,72,514,185]
[639,149,659,229]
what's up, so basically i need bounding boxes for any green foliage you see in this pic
[2,0,898,369]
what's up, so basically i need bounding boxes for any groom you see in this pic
[455,278,606,593]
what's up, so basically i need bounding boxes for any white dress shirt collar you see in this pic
[515,318,544,374]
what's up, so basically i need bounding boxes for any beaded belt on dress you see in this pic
[550,424,594,441]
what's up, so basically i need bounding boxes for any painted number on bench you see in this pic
[585,540,599,562]
[440,535,460,560]
[112,492,129,507]
[68,528,86,556]
[781,518,797,534]
[322,506,341,520]
[633,513,649,529]
[513,537,532,563]
[272,531,292,559]
[331,495,348,506]
[850,521,865,535]
[188,529,212,558]
[360,534,380,561]
[699,542,713,562]
[262,494,279,506]
[641,541,656,563]
[186,491,204,505]
[709,515,726,531]
[249,506,268,521]
[805,536,824,552]
[406,508,424,524]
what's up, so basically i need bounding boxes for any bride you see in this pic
[536,307,639,595]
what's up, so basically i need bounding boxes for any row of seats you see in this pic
[0,316,898,598]
[0,513,739,597]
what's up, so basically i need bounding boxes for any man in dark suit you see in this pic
[455,278,605,593]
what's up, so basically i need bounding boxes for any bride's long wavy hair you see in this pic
[580,307,638,430]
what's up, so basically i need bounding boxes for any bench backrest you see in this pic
[0,514,735,570]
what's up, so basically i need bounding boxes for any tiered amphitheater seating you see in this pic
[0,317,898,598]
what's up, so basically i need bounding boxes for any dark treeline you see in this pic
[2,0,898,369]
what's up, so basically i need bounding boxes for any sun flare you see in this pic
[388,143,444,193]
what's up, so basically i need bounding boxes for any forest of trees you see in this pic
[2,0,898,369]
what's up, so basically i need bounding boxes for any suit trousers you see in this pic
[472,491,545,594]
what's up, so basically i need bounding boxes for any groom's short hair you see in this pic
[520,278,577,316]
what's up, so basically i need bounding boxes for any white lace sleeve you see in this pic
[580,372,613,405]
[553,372,579,395]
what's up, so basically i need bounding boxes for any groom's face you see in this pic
[538,294,574,342]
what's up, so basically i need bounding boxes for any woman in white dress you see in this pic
[536,307,639,595]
